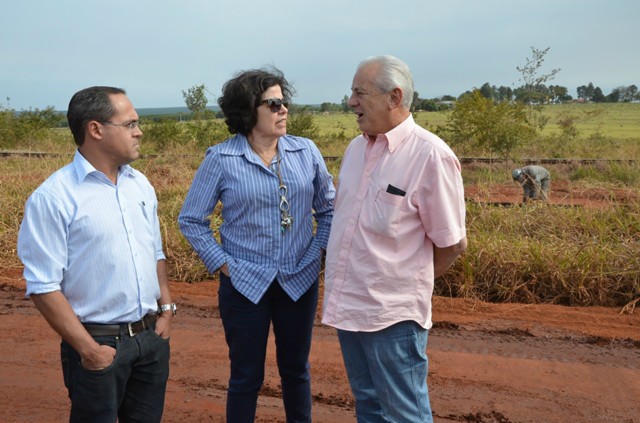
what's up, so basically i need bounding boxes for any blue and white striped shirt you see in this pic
[178,134,335,303]
[17,150,166,324]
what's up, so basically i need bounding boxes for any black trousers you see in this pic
[61,325,170,423]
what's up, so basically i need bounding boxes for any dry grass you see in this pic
[2,103,640,306]
[4,153,638,307]
[0,156,72,268]
[438,201,640,307]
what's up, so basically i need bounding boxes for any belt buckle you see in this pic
[127,318,146,337]
[127,322,136,337]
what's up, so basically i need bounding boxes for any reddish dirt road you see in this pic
[2,184,639,422]
[1,266,639,423]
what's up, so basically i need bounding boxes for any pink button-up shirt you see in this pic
[322,115,466,331]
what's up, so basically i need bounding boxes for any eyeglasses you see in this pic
[100,120,140,130]
[260,98,289,113]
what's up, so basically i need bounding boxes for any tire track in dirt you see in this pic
[430,321,640,369]
[428,320,640,423]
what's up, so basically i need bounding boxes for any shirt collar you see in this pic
[363,114,416,153]
[219,134,306,157]
[72,149,134,183]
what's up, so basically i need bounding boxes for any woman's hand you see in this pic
[220,263,230,277]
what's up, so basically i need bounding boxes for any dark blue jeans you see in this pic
[219,273,318,423]
[61,324,170,423]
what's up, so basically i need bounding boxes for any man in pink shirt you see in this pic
[322,55,468,422]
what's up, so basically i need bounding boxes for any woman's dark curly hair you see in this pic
[217,66,294,135]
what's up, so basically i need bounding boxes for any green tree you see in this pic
[18,106,63,130]
[0,101,64,148]
[577,83,596,101]
[0,100,16,148]
[182,84,209,120]
[516,46,560,130]
[607,88,622,103]
[479,82,494,99]
[627,85,639,102]
[592,87,606,103]
[516,46,561,105]
[549,85,571,103]
[615,85,639,102]
[143,117,183,150]
[320,102,340,112]
[286,108,320,139]
[416,99,438,111]
[340,95,350,113]
[496,86,513,102]
[445,90,535,159]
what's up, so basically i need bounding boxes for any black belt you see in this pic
[83,313,158,337]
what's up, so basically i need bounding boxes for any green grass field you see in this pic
[314,103,640,160]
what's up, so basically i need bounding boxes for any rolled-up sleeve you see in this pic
[18,192,68,297]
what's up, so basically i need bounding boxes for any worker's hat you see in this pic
[512,169,523,180]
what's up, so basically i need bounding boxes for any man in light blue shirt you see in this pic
[17,86,175,423]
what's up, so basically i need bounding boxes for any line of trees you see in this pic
[337,79,639,114]
[414,47,639,109]
[576,83,638,103]
[412,81,639,111]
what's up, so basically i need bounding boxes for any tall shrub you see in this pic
[444,90,535,159]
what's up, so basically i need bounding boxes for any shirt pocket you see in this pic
[138,200,153,225]
[128,198,155,241]
[361,188,406,237]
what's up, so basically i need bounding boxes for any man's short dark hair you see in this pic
[217,67,294,135]
[67,86,126,146]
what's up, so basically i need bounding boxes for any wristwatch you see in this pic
[158,303,177,317]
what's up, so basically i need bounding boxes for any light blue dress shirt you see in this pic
[178,134,335,304]
[17,150,165,324]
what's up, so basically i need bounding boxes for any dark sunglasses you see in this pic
[260,98,289,112]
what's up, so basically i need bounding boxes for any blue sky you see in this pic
[2,0,638,110]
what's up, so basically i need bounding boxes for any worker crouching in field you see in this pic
[512,165,550,203]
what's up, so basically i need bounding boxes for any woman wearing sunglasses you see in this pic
[178,67,335,423]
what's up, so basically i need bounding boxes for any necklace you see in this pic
[275,154,294,233]
[248,140,293,233]
[249,144,277,167]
